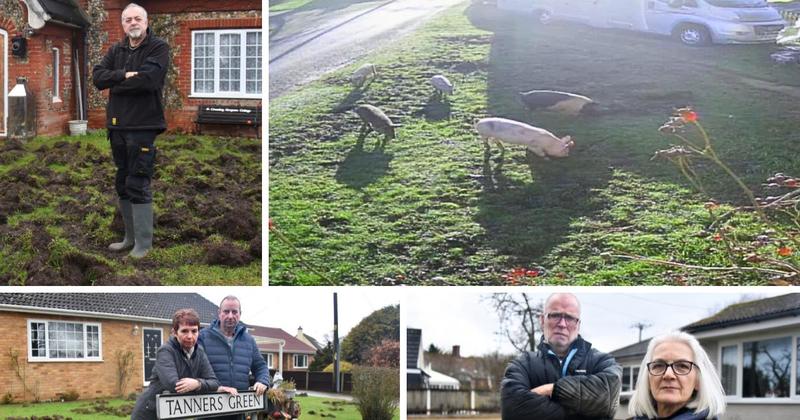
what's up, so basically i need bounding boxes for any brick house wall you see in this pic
[0,3,81,137]
[260,351,316,371]
[86,0,262,136]
[0,311,168,402]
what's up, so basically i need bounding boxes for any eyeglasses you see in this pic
[545,312,580,326]
[647,360,697,376]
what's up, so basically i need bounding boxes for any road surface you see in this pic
[269,0,465,98]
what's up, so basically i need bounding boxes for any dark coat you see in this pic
[131,336,220,420]
[633,407,715,420]
[198,320,270,390]
[501,335,622,420]
[92,28,169,132]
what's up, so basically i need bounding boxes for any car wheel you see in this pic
[676,24,711,46]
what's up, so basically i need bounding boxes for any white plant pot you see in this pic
[68,120,88,136]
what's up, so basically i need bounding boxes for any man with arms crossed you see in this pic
[501,293,621,419]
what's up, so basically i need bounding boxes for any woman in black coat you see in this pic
[628,332,725,420]
[131,309,221,420]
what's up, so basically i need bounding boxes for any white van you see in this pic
[497,0,787,46]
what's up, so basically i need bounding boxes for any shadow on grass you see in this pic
[421,94,452,121]
[335,136,393,189]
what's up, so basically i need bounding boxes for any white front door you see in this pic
[0,29,7,137]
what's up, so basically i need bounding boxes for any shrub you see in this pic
[60,389,80,402]
[322,361,353,373]
[351,366,399,420]
[366,339,400,368]
[1,391,13,404]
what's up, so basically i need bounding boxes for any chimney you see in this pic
[297,326,303,336]
[452,345,460,357]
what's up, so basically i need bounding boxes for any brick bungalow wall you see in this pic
[87,0,262,136]
[0,9,79,137]
[0,311,168,402]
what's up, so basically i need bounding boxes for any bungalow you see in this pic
[0,293,305,403]
[610,293,800,420]
[250,325,316,372]
[1,0,262,139]
[407,328,431,390]
[295,326,324,352]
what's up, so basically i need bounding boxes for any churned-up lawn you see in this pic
[268,2,800,285]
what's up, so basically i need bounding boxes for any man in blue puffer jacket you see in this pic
[199,295,270,419]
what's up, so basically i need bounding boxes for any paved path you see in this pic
[269,0,465,98]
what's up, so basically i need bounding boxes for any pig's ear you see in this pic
[561,135,572,143]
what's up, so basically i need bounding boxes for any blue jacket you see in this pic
[198,320,270,390]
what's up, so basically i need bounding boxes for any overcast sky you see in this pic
[200,288,399,342]
[406,288,789,357]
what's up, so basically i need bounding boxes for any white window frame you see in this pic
[51,47,61,103]
[266,353,274,369]
[27,319,102,362]
[620,364,640,393]
[293,354,308,369]
[718,332,800,403]
[190,29,261,99]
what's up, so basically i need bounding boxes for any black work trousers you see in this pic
[110,130,158,204]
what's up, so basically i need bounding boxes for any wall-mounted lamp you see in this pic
[132,325,140,336]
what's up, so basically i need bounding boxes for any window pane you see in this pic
[722,345,737,396]
[30,322,46,357]
[219,33,241,92]
[193,33,215,93]
[86,325,100,358]
[621,367,631,392]
[245,31,262,94]
[743,337,791,398]
[632,366,640,390]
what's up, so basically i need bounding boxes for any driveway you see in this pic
[269,0,466,98]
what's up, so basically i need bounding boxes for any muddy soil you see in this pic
[0,134,262,285]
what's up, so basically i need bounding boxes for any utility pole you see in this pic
[630,322,652,342]
[333,292,340,393]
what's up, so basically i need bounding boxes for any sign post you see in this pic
[156,390,265,419]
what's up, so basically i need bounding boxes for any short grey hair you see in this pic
[121,3,147,21]
[219,295,242,313]
[628,331,726,419]
[543,293,581,316]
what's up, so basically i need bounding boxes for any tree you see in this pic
[484,293,543,352]
[367,339,400,368]
[341,305,399,365]
[309,338,334,372]
[479,351,514,390]
[427,343,441,354]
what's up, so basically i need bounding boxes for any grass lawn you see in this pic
[268,1,800,284]
[0,396,398,420]
[0,131,261,285]
[0,398,134,419]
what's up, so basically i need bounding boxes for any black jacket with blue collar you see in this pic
[501,335,622,420]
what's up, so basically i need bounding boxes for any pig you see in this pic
[518,90,597,116]
[354,104,399,144]
[430,75,454,98]
[475,117,574,159]
[350,63,378,88]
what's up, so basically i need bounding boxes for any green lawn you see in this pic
[0,398,134,419]
[0,131,261,285]
[269,2,800,284]
[0,396,398,420]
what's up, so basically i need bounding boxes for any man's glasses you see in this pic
[545,312,579,326]
[647,360,697,376]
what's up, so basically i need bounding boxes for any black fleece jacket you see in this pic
[92,28,169,132]
[501,335,622,420]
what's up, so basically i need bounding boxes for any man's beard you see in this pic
[128,29,143,39]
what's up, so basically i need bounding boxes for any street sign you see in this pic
[156,390,265,419]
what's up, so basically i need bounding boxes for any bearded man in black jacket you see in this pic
[92,3,169,258]
[501,293,622,420]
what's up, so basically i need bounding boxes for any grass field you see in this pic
[0,131,261,285]
[0,395,397,420]
[268,2,800,284]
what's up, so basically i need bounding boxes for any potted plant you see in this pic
[279,379,297,399]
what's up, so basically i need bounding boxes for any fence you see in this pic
[270,369,353,393]
[407,389,501,415]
